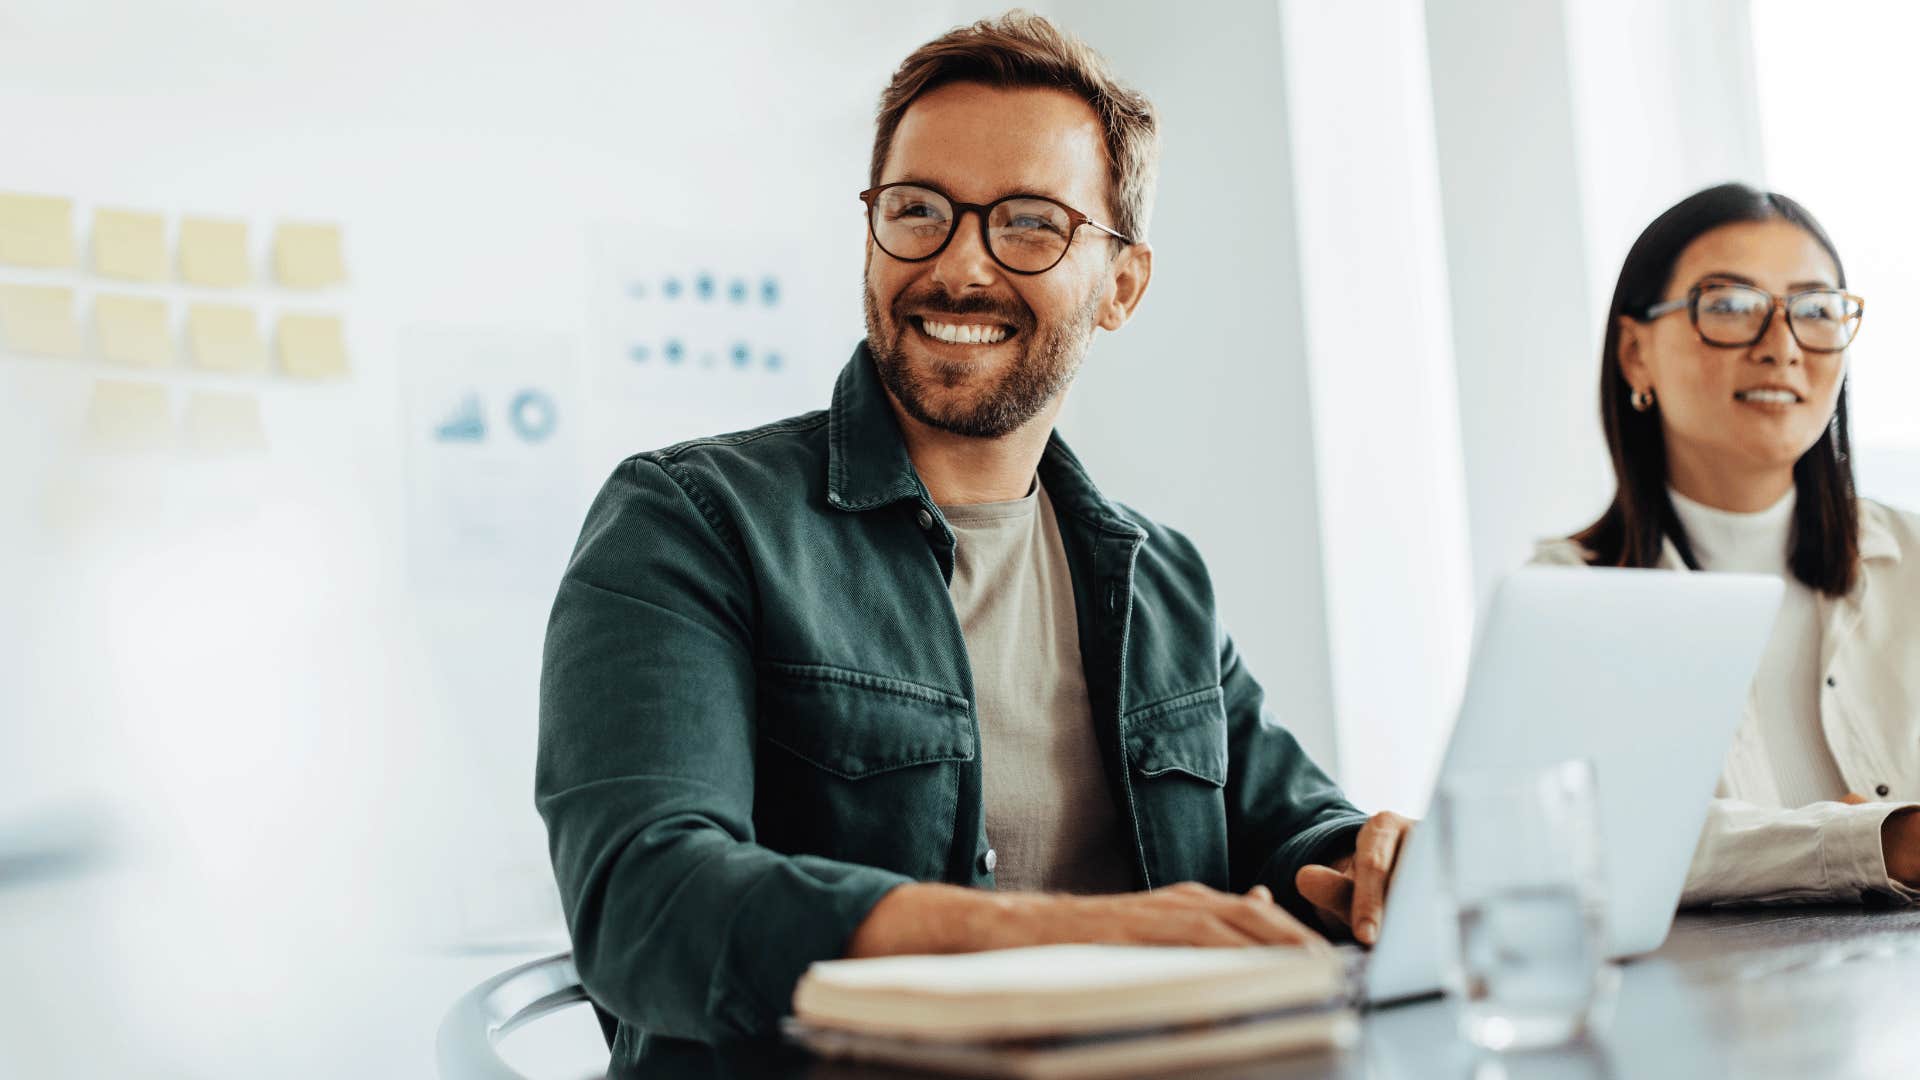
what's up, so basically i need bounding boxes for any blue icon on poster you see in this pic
[662,276,684,300]
[761,276,780,307]
[695,272,715,301]
[509,389,558,443]
[434,394,486,442]
[664,338,685,365]
[728,278,748,304]
[730,342,751,369]
[630,344,651,363]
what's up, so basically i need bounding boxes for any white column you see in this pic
[1278,0,1475,814]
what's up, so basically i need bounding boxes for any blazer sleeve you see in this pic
[1681,797,1920,907]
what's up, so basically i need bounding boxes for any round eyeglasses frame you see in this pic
[859,182,1134,276]
[1640,282,1865,353]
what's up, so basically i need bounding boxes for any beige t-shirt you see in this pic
[940,480,1135,894]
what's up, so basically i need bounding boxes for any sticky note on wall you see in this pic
[178,216,250,287]
[0,284,83,358]
[183,391,267,454]
[0,192,76,268]
[272,222,346,288]
[276,313,348,379]
[85,379,174,452]
[92,208,170,281]
[187,303,266,373]
[95,294,173,368]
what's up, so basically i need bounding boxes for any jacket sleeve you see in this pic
[1216,618,1369,920]
[536,457,910,1042]
[1681,797,1920,907]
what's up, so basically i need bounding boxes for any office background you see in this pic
[1,1,1915,1075]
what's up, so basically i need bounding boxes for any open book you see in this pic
[786,944,1356,1079]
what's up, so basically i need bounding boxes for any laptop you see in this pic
[1360,566,1783,1004]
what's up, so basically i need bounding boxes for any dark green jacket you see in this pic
[537,343,1367,1060]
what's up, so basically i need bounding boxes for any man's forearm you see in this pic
[845,882,1036,957]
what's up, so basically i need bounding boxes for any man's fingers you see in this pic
[1215,893,1322,946]
[1294,864,1355,928]
[1351,813,1410,945]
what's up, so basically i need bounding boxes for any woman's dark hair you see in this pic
[1573,182,1859,596]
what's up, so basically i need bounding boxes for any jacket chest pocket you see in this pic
[754,662,975,880]
[1124,688,1230,887]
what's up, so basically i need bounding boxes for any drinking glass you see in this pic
[1437,759,1610,1051]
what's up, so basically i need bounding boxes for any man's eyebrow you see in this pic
[885,174,1074,205]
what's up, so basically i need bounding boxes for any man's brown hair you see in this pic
[870,10,1160,244]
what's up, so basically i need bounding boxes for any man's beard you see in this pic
[863,266,1101,439]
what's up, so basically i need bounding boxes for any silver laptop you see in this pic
[1362,566,1782,1004]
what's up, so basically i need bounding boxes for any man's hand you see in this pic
[845,881,1325,959]
[1294,811,1414,946]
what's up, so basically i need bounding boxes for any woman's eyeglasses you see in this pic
[1640,282,1864,353]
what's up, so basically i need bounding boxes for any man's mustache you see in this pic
[893,290,1032,329]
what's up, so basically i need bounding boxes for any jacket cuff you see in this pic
[1824,803,1920,903]
[709,858,913,1036]
[1263,814,1368,913]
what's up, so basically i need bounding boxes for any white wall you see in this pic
[1041,0,1344,771]
[0,3,961,1076]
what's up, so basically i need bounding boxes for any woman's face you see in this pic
[1619,219,1849,489]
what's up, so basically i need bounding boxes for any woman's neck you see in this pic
[1666,447,1795,514]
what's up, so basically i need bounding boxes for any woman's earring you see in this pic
[1631,388,1656,413]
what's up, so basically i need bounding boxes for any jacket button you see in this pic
[916,507,935,531]
[981,848,997,874]
[1877,784,1891,797]
[1826,676,1837,688]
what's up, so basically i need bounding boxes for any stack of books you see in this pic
[785,944,1357,1079]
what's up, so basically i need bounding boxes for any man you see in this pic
[537,12,1410,1059]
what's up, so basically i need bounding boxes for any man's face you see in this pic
[863,81,1135,439]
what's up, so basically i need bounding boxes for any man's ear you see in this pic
[1098,242,1153,332]
[1618,315,1651,393]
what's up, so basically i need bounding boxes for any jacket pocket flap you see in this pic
[759,662,975,779]
[1124,688,1228,786]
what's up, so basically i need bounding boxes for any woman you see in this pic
[1536,183,1919,905]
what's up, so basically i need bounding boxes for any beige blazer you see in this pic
[1533,498,1920,906]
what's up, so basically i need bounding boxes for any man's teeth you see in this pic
[921,319,1010,345]
[1736,389,1800,404]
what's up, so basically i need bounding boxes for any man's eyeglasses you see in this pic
[1640,281,1865,353]
[859,182,1132,275]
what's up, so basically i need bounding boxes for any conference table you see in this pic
[610,905,1920,1079]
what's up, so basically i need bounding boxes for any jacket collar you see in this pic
[824,341,1144,539]
[825,341,927,512]
[1858,499,1901,565]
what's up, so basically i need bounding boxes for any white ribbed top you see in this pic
[1669,487,1848,806]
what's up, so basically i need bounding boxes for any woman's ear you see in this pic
[1617,316,1651,394]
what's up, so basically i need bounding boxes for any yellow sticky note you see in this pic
[0,283,83,358]
[187,303,267,373]
[92,208,170,282]
[84,379,174,452]
[272,222,346,288]
[0,192,76,268]
[276,312,348,379]
[95,294,174,368]
[183,391,267,454]
[178,216,250,287]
